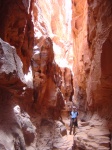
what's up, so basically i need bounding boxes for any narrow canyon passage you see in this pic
[0,0,112,150]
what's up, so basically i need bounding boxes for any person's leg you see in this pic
[73,124,76,134]
[70,119,73,135]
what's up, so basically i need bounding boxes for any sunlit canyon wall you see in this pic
[32,0,74,115]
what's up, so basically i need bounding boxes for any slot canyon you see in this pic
[0,0,112,149]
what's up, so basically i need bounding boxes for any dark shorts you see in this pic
[71,118,78,126]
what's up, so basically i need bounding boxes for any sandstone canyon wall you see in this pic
[1,0,112,149]
[72,0,112,149]
[0,0,74,149]
[31,0,74,117]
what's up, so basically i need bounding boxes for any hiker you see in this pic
[69,107,78,135]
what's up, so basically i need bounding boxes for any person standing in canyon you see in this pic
[69,106,78,135]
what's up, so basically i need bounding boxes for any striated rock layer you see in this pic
[72,0,112,149]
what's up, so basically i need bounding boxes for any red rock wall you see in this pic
[0,0,70,149]
[31,0,74,119]
[87,0,112,121]
[72,0,112,149]
[72,0,89,114]
[37,0,73,71]
[72,0,112,126]
[37,0,72,41]
[0,0,71,117]
[0,0,34,73]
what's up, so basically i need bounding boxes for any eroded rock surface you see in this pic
[72,0,112,148]
[32,116,73,150]
[31,0,73,120]
[73,114,110,150]
[0,0,34,73]
[1,0,112,149]
[0,90,36,150]
[0,0,74,149]
[0,38,25,86]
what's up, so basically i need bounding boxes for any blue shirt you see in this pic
[71,111,78,119]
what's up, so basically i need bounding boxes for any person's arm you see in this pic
[69,111,72,119]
